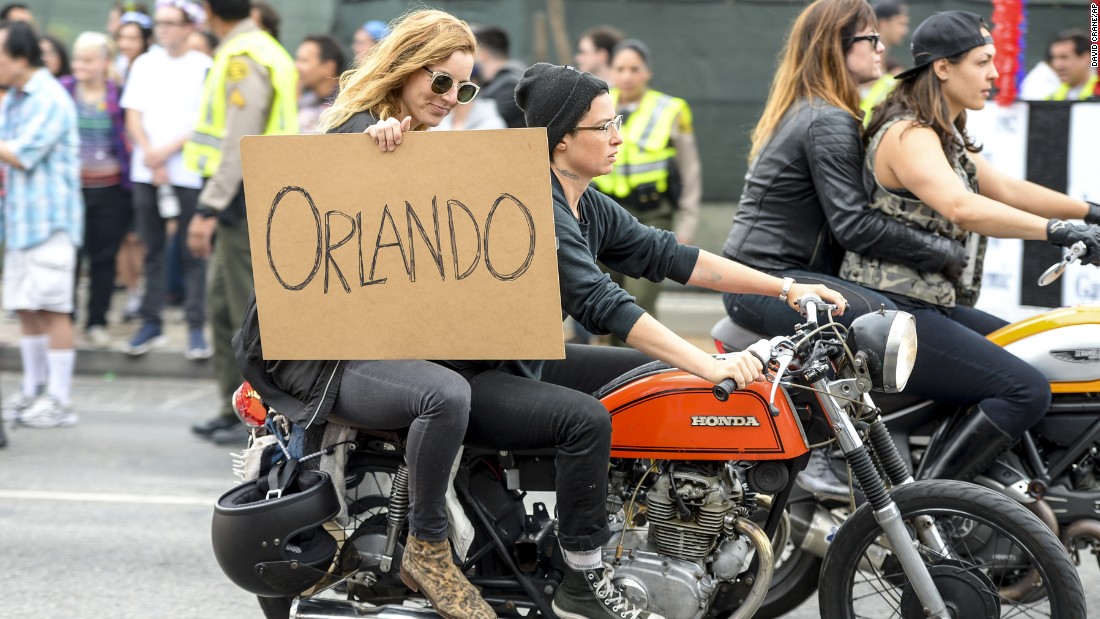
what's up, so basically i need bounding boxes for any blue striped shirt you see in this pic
[0,68,83,250]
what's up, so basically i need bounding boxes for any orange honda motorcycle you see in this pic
[212,295,1082,619]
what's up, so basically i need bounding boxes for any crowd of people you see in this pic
[2,0,1099,617]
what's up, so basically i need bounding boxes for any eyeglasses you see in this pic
[422,67,480,104]
[153,20,187,28]
[848,33,881,48]
[574,115,623,136]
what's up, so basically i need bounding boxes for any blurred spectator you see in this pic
[187,29,217,56]
[182,0,298,445]
[595,38,701,333]
[1045,29,1097,101]
[106,2,150,38]
[874,1,908,70]
[1020,60,1061,101]
[351,19,388,62]
[250,1,279,42]
[39,35,71,78]
[61,32,131,350]
[433,97,505,131]
[114,10,154,320]
[860,1,908,121]
[115,9,153,84]
[472,25,525,128]
[573,25,623,85]
[0,3,32,23]
[295,34,344,134]
[0,21,83,428]
[123,0,211,359]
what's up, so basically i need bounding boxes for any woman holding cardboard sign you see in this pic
[238,10,495,619]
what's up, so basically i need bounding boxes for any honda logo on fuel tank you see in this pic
[691,415,761,427]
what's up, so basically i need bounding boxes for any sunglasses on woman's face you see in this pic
[422,67,480,104]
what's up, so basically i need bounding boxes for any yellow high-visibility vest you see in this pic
[1046,75,1100,101]
[183,30,298,177]
[860,75,896,126]
[593,88,688,199]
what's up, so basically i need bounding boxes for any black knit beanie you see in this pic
[514,63,609,153]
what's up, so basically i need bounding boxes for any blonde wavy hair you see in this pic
[319,9,477,133]
[748,0,875,162]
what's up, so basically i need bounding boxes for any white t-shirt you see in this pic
[120,47,211,189]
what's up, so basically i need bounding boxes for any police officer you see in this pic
[594,39,700,330]
[184,0,298,444]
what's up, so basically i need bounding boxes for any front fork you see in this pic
[815,380,950,618]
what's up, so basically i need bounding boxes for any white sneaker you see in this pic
[87,326,112,349]
[18,396,78,428]
[2,392,38,421]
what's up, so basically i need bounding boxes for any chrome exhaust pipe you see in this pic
[291,598,442,619]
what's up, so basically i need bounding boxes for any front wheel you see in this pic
[818,480,1084,619]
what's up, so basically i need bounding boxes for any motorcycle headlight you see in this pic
[846,310,917,393]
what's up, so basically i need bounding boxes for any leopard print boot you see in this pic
[399,534,496,619]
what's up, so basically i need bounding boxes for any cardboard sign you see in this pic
[240,130,564,361]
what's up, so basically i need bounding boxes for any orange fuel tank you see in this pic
[602,368,810,461]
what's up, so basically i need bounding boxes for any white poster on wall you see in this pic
[966,102,1029,180]
[976,237,1024,317]
[1062,103,1100,306]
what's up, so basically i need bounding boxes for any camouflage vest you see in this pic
[839,115,986,307]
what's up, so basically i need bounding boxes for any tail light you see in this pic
[232,381,268,428]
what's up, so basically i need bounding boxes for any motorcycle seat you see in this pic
[710,316,766,353]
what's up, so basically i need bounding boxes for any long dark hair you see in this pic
[750,0,875,161]
[865,51,982,158]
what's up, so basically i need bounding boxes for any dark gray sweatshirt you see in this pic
[446,173,699,379]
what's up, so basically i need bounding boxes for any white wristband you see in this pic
[778,277,795,302]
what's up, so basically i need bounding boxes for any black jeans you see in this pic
[892,298,1050,438]
[80,184,132,328]
[723,269,897,336]
[328,360,471,542]
[457,344,652,552]
[132,183,206,329]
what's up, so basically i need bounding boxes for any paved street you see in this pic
[2,372,1100,618]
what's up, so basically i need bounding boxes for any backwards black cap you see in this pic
[895,11,992,81]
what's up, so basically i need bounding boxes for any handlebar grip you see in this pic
[713,378,736,402]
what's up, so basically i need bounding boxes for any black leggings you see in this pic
[892,299,1049,438]
[457,345,652,552]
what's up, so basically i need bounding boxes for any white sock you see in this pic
[20,335,49,396]
[561,547,602,571]
[46,349,75,405]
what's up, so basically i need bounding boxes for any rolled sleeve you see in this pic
[7,97,68,171]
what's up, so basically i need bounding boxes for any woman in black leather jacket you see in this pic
[722,0,965,336]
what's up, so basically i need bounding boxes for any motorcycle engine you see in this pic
[601,464,750,619]
[645,465,739,561]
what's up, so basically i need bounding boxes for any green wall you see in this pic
[17,0,1093,201]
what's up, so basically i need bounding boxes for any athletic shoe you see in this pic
[18,396,78,428]
[125,322,167,356]
[2,392,38,421]
[87,325,112,349]
[184,328,213,360]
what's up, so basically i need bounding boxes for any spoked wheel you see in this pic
[818,480,1085,619]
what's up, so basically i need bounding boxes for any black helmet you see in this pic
[211,464,341,597]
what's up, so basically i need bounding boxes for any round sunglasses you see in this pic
[422,67,480,104]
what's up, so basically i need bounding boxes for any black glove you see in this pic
[1085,201,1100,226]
[931,236,969,282]
[1047,219,1100,266]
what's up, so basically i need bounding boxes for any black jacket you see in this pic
[232,293,344,427]
[480,63,525,129]
[723,97,960,276]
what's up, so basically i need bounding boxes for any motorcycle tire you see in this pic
[818,480,1085,619]
[751,542,821,619]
